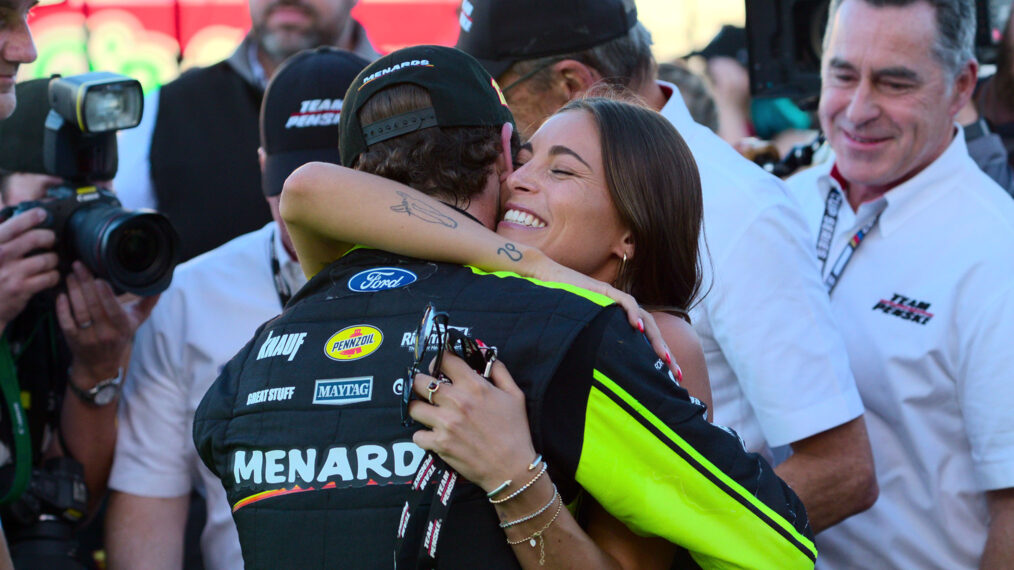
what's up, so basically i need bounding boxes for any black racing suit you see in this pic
[194,248,816,569]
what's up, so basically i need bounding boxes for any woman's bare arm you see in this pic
[280,162,546,278]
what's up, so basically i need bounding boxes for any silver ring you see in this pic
[426,380,441,405]
[79,320,94,329]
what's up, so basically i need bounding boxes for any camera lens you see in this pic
[66,197,179,296]
[115,226,159,273]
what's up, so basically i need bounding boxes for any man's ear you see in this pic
[553,60,602,100]
[497,122,515,183]
[257,147,267,173]
[950,59,979,117]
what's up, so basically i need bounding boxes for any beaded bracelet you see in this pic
[489,462,547,505]
[506,493,564,566]
[499,485,559,528]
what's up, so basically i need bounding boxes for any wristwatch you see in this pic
[68,367,123,406]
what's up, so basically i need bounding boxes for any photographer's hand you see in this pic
[0,208,59,332]
[55,261,159,380]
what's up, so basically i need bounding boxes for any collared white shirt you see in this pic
[657,81,863,460]
[110,223,305,569]
[787,131,1014,568]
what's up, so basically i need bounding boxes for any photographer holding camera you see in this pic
[0,77,170,567]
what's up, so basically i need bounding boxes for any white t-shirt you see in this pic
[787,131,1014,568]
[658,82,863,459]
[109,223,306,570]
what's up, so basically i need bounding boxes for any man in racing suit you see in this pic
[194,45,816,569]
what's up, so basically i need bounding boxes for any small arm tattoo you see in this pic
[390,191,458,228]
[497,243,523,262]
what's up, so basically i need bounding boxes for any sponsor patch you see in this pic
[246,386,296,406]
[257,330,307,362]
[325,325,383,361]
[400,326,470,351]
[313,377,373,405]
[872,293,935,325]
[348,267,418,293]
[285,98,342,128]
[359,60,434,90]
[231,440,426,511]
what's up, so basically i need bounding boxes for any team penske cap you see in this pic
[339,45,515,167]
[260,47,369,197]
[455,0,638,79]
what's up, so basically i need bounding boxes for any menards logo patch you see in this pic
[325,325,384,361]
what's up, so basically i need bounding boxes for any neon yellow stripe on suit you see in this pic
[466,266,613,307]
[577,369,817,569]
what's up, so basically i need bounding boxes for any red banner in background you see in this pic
[24,0,461,91]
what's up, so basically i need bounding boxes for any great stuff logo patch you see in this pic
[325,325,383,361]
[872,293,935,325]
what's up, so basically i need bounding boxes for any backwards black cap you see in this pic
[0,79,52,175]
[260,47,370,197]
[455,0,638,79]
[338,45,514,168]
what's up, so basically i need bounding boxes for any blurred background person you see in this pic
[0,0,37,120]
[113,0,378,262]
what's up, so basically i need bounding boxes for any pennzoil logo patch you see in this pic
[325,325,384,361]
[872,293,935,325]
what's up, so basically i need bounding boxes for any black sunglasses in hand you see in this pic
[401,304,498,427]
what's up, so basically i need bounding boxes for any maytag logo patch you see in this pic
[872,293,935,325]
[313,377,373,405]
[257,330,307,362]
[325,325,383,361]
[348,267,418,293]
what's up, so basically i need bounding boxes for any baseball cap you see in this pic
[0,79,52,175]
[260,47,369,197]
[338,45,515,168]
[455,0,638,79]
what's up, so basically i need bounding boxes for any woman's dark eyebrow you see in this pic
[549,145,591,169]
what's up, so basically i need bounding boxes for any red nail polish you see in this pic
[664,351,672,365]
[637,319,645,333]
[676,368,683,383]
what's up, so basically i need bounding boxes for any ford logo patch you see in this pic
[348,267,418,292]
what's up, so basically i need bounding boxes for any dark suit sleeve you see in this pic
[541,307,817,569]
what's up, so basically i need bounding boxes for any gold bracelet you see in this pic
[505,493,564,566]
[499,485,559,528]
[489,462,547,505]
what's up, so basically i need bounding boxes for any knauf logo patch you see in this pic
[348,267,418,293]
[325,325,383,361]
[312,377,373,406]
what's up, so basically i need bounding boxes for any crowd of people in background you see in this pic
[0,0,1011,568]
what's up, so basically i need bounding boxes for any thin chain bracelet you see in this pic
[489,462,547,505]
[499,485,559,528]
[506,492,564,566]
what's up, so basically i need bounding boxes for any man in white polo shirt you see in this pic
[786,0,1014,566]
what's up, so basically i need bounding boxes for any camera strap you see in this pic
[0,335,33,504]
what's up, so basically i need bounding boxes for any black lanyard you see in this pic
[815,187,884,295]
[269,229,292,309]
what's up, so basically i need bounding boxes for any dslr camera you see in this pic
[0,72,179,296]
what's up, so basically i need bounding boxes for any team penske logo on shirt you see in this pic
[285,99,342,128]
[313,377,373,405]
[257,330,307,362]
[359,60,434,90]
[872,293,935,325]
[230,440,425,512]
[325,325,383,361]
[347,267,418,292]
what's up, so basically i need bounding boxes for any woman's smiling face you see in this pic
[497,109,630,283]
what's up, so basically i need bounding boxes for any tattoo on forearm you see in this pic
[497,243,523,262]
[390,191,458,228]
